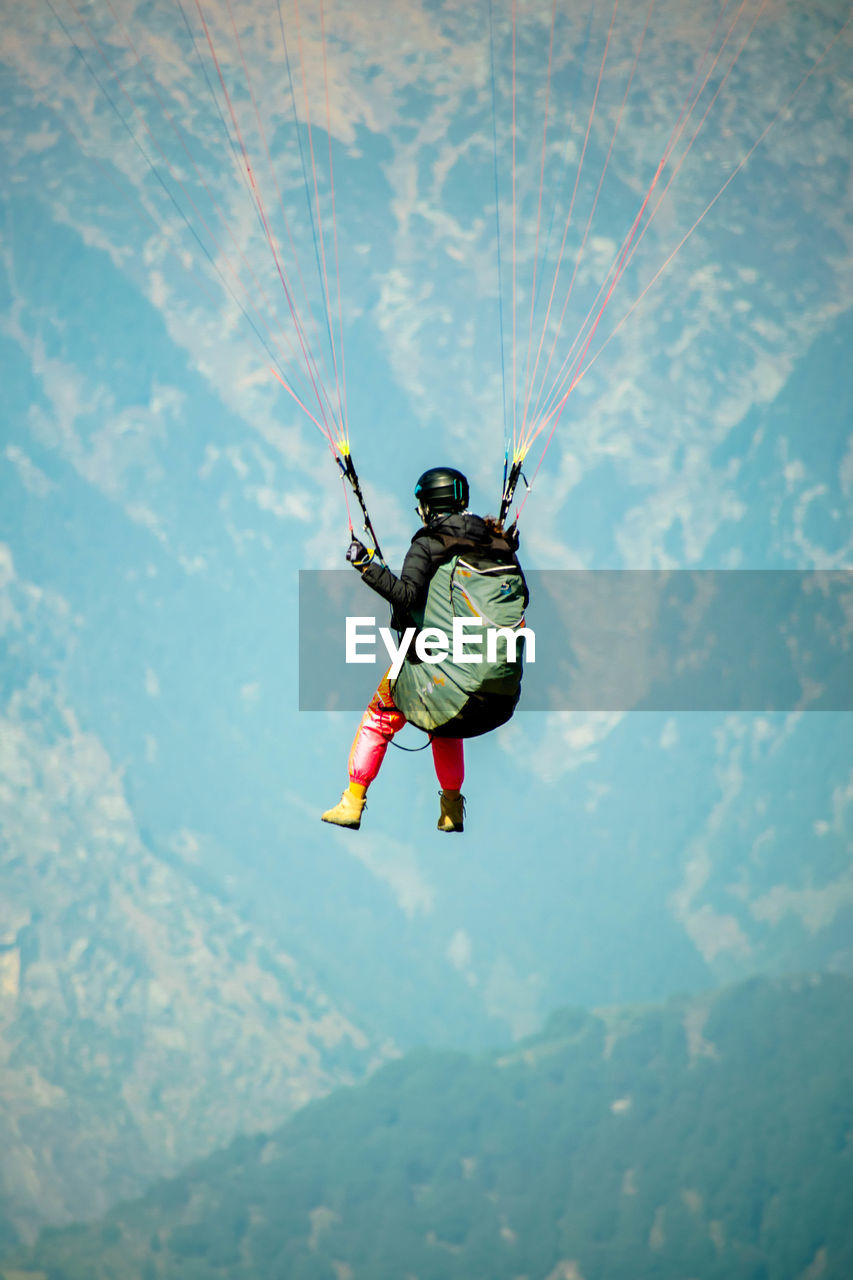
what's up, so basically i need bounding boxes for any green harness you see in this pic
[391,544,529,739]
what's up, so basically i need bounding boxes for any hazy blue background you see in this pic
[1,0,851,1241]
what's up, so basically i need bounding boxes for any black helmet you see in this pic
[414,467,469,518]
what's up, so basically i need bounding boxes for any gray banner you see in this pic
[299,570,853,712]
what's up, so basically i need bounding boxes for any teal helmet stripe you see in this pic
[415,467,469,515]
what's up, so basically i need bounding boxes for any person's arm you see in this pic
[359,534,434,614]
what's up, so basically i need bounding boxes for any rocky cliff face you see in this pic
[0,672,389,1244]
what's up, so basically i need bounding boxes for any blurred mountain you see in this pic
[0,651,390,1246]
[2,1,852,1261]
[4,972,852,1280]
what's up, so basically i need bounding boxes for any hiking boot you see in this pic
[437,789,465,833]
[321,789,365,830]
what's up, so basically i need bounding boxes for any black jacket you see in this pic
[360,512,525,630]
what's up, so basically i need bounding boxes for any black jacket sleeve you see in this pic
[357,513,526,623]
[359,532,437,618]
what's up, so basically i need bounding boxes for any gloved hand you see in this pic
[346,538,374,570]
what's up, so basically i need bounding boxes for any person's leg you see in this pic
[432,737,466,833]
[431,736,464,790]
[322,673,405,828]
[347,674,406,789]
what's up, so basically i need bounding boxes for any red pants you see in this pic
[348,672,464,790]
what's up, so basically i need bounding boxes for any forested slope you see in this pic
[4,973,853,1280]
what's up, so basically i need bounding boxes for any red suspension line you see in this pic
[517,0,849,522]
[519,0,558,452]
[269,366,334,437]
[525,0,654,440]
[193,0,338,442]
[319,0,350,445]
[100,0,326,412]
[577,6,853,387]
[592,0,769,334]
[532,0,757,442]
[511,0,519,454]
[62,0,324,405]
[516,0,619,455]
[291,0,347,444]
[222,0,341,429]
[531,0,747,440]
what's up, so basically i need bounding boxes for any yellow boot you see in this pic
[321,786,366,830]
[437,789,465,833]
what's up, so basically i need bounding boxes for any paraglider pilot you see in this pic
[322,467,517,833]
